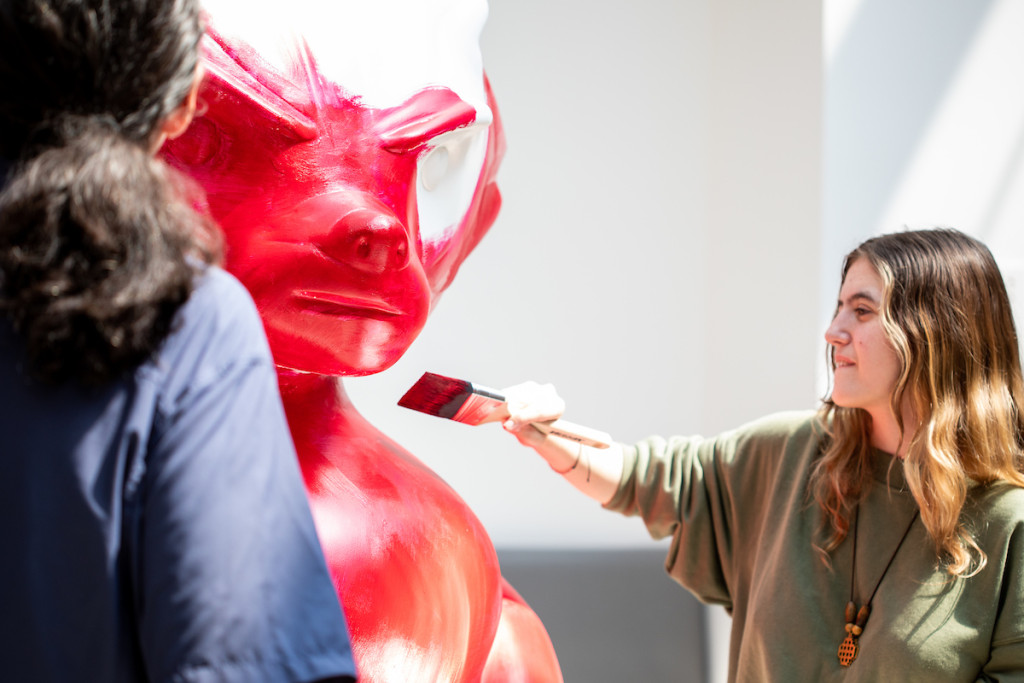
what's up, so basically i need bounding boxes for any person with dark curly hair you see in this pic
[0,1,357,680]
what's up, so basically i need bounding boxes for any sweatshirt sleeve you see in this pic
[603,411,822,610]
[976,488,1024,681]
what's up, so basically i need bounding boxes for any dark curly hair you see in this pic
[0,0,220,385]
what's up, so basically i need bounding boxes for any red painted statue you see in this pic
[163,4,562,681]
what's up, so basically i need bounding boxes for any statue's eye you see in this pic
[415,124,488,243]
[419,145,450,192]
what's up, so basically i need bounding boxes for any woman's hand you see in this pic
[499,380,624,505]
[501,381,566,447]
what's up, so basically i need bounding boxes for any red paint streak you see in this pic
[163,27,560,683]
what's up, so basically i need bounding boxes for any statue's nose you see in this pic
[297,191,411,274]
[326,210,410,275]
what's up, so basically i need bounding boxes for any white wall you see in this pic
[348,5,821,681]
[826,0,1024,313]
[348,0,822,550]
[349,0,710,547]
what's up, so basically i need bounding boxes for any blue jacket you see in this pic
[0,266,356,682]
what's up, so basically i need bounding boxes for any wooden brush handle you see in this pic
[531,419,613,449]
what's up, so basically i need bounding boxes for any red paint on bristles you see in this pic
[397,372,475,419]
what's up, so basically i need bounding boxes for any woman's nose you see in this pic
[824,317,850,347]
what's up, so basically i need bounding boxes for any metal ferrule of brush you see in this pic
[450,384,507,425]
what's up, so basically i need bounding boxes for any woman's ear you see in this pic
[153,67,204,150]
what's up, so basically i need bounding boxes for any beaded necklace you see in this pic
[837,504,919,667]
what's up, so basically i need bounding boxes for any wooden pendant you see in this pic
[838,634,859,666]
[839,507,917,669]
[838,601,868,667]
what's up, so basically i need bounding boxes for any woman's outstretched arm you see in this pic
[501,381,624,505]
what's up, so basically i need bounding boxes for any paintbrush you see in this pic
[398,372,612,448]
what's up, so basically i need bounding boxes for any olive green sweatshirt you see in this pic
[606,411,1024,682]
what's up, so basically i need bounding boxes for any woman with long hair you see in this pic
[0,0,356,680]
[502,228,1024,680]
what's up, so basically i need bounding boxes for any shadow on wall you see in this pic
[825,0,996,265]
[497,548,709,683]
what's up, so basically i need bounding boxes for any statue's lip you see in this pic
[295,290,404,318]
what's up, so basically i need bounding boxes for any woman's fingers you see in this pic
[501,381,565,431]
[504,421,549,448]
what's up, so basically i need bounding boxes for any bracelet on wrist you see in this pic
[550,442,584,475]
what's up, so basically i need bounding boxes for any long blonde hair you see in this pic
[811,229,1024,576]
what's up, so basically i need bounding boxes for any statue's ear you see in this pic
[200,30,319,142]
